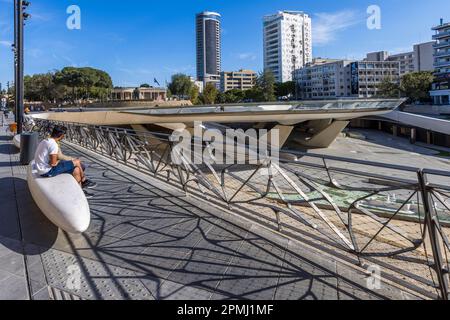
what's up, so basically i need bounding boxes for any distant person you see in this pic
[34,126,97,197]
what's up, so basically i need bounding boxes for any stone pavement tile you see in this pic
[140,276,214,300]
[210,242,286,300]
[274,251,338,300]
[0,236,22,257]
[0,251,26,277]
[164,251,233,290]
[0,213,21,241]
[29,280,48,298]
[24,250,48,288]
[189,232,246,263]
[0,269,12,282]
[86,216,146,239]
[134,247,188,279]
[0,273,29,300]
[32,285,52,300]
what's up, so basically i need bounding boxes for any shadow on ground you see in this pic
[25,146,393,300]
[0,177,58,254]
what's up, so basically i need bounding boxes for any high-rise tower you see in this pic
[196,11,221,87]
[263,11,312,83]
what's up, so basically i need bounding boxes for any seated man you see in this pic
[34,126,96,197]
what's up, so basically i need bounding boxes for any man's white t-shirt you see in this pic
[34,138,59,175]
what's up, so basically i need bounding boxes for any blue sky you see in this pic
[1,0,450,88]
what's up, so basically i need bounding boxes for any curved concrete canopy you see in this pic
[31,99,405,127]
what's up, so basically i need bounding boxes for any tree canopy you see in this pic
[201,83,219,105]
[377,71,434,102]
[167,74,193,98]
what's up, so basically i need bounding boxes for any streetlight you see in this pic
[14,0,30,134]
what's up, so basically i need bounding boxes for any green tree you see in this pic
[189,85,200,105]
[24,73,69,102]
[275,81,295,98]
[167,74,192,98]
[140,83,151,88]
[377,77,400,98]
[201,83,218,105]
[222,89,245,103]
[54,67,113,101]
[400,71,434,102]
[255,70,276,102]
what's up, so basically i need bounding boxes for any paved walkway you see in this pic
[0,122,421,300]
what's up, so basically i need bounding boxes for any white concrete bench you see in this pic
[27,161,91,233]
[13,134,21,149]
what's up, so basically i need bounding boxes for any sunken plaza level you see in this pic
[32,99,405,149]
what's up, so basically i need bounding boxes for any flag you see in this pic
[154,78,160,86]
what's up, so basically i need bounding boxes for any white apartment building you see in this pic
[294,59,400,99]
[263,11,312,83]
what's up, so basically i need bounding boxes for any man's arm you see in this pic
[58,149,74,161]
[49,154,59,167]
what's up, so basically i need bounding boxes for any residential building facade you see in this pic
[387,51,415,76]
[220,69,257,92]
[294,59,400,99]
[294,59,353,99]
[196,11,222,88]
[350,61,400,98]
[366,43,434,76]
[430,19,450,105]
[263,11,312,83]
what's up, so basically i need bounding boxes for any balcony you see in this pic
[434,60,450,68]
[434,50,450,58]
[432,30,450,40]
[433,41,450,49]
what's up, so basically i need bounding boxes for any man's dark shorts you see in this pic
[41,160,75,178]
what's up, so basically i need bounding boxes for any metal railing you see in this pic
[32,119,450,299]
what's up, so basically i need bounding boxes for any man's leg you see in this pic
[73,159,97,189]
[72,167,82,185]
[72,159,86,182]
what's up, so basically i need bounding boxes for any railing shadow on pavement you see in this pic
[31,119,450,300]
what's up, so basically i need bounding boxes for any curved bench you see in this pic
[13,134,21,149]
[27,161,91,233]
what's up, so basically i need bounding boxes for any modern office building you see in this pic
[350,60,400,98]
[263,11,312,83]
[220,69,257,92]
[366,43,434,76]
[430,19,450,105]
[294,59,400,99]
[196,11,222,87]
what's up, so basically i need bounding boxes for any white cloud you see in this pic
[313,10,363,46]
[237,52,257,61]
[0,40,11,47]
[163,65,194,74]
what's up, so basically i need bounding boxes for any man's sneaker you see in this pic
[83,190,94,199]
[82,179,97,189]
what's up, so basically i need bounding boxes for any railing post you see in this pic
[418,170,449,300]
